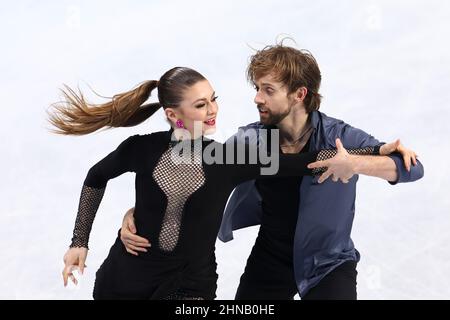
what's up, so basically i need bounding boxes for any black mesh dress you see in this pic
[69,129,378,300]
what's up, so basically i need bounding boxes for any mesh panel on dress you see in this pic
[153,142,205,252]
[312,146,375,175]
[70,185,106,248]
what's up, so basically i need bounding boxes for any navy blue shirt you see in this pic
[218,111,425,297]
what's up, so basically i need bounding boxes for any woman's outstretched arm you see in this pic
[69,135,138,248]
[62,135,138,286]
[225,138,381,186]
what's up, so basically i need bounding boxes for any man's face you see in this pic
[253,73,294,126]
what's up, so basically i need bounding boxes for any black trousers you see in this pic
[235,237,357,300]
[93,238,217,300]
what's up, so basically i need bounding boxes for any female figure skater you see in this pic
[50,67,380,299]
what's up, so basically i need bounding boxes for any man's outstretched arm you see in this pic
[351,155,399,182]
[352,138,422,183]
[308,138,423,184]
[340,124,424,184]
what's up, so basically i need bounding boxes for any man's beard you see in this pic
[259,106,291,126]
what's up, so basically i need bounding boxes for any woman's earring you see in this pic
[176,119,185,129]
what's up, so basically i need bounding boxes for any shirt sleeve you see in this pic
[69,135,139,248]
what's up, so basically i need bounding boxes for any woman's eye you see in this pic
[212,96,219,102]
[196,104,206,108]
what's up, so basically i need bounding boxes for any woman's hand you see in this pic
[62,247,88,286]
[120,207,151,256]
[307,138,356,184]
[380,139,418,172]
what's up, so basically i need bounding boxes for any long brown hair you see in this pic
[48,67,206,135]
[247,42,323,113]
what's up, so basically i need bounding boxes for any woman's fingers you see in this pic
[62,265,72,287]
[385,142,396,154]
[380,143,394,155]
[78,256,86,275]
[395,142,420,171]
[412,152,418,166]
[380,139,401,155]
[403,153,412,172]
[63,265,76,286]
[62,269,68,287]
[70,273,78,285]
[62,248,89,287]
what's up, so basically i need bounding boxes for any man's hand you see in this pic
[380,139,418,172]
[307,138,356,184]
[120,207,151,256]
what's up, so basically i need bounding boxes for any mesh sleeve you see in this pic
[69,185,106,249]
[312,146,379,175]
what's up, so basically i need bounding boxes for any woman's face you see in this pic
[166,80,218,138]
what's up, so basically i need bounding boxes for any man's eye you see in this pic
[254,85,259,91]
